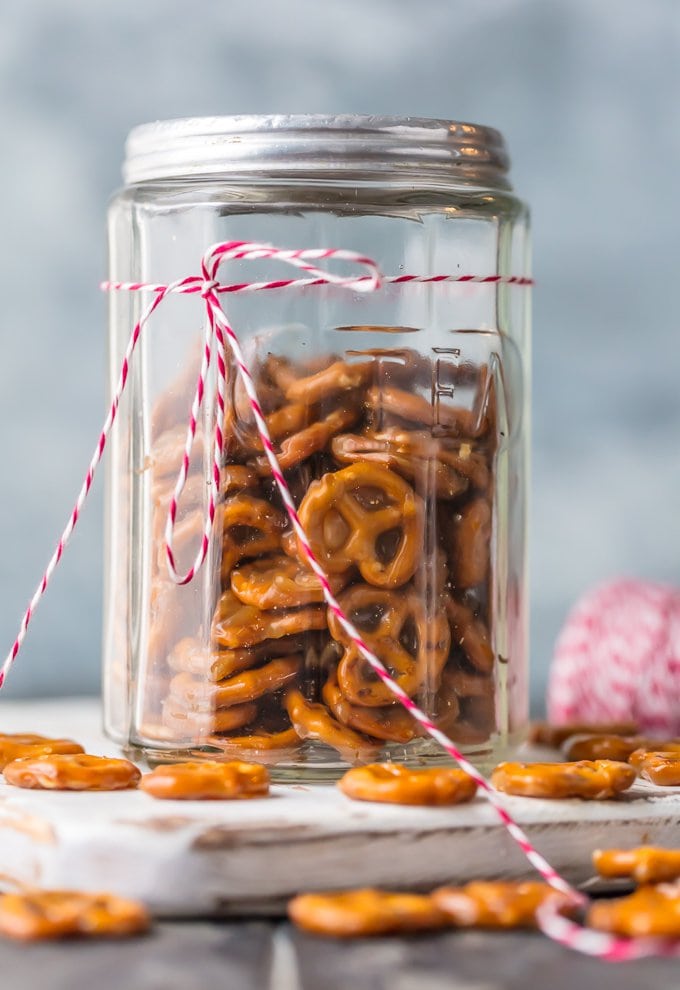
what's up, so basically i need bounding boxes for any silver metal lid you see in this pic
[123,114,510,187]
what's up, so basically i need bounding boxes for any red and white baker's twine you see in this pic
[0,240,671,960]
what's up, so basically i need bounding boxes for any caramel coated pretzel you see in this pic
[295,462,424,587]
[168,635,304,681]
[231,554,347,609]
[562,734,651,762]
[288,888,447,938]
[588,884,680,938]
[254,405,360,473]
[322,668,419,743]
[0,737,84,771]
[0,889,150,941]
[212,590,327,649]
[432,881,574,930]
[630,750,680,785]
[161,699,258,737]
[446,598,494,674]
[365,385,488,437]
[140,760,270,800]
[284,689,376,761]
[528,721,639,749]
[491,760,636,800]
[168,656,301,710]
[328,584,451,707]
[331,432,469,500]
[449,497,492,589]
[593,846,680,885]
[220,495,286,579]
[4,754,142,791]
[284,359,374,405]
[339,762,478,806]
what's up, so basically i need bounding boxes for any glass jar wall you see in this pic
[103,116,530,779]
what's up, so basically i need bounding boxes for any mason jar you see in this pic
[102,115,530,779]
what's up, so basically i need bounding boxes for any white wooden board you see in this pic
[0,699,678,917]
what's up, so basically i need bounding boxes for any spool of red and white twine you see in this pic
[1,240,674,961]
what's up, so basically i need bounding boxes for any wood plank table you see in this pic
[0,699,679,988]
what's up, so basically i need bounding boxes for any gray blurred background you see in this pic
[0,0,678,711]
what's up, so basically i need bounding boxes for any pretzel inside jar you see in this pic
[146,344,501,767]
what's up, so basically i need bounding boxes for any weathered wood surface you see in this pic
[0,700,679,916]
[0,921,679,990]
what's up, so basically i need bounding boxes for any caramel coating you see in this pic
[432,881,575,929]
[288,888,447,938]
[588,885,680,938]
[207,727,300,755]
[296,463,424,588]
[285,359,374,404]
[491,760,636,799]
[212,590,327,649]
[168,656,301,709]
[0,890,150,941]
[446,598,494,674]
[562,734,650,763]
[328,583,450,707]
[284,689,376,761]
[528,721,639,748]
[0,737,84,771]
[322,669,420,743]
[365,386,486,437]
[450,498,491,589]
[220,495,286,579]
[254,406,360,473]
[593,847,680,884]
[161,700,258,737]
[631,751,680,785]
[168,635,304,681]
[331,432,468,500]
[339,763,478,806]
[140,760,270,800]
[231,554,346,609]
[4,754,142,791]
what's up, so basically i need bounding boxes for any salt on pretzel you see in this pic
[490,760,636,800]
[295,462,424,587]
[432,881,575,929]
[328,584,450,707]
[588,884,680,938]
[212,590,327,650]
[593,846,680,884]
[338,763,478,806]
[287,888,448,938]
[140,760,270,800]
[3,754,142,791]
[0,889,150,941]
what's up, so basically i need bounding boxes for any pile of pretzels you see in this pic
[144,348,498,762]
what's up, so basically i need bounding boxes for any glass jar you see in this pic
[103,115,530,779]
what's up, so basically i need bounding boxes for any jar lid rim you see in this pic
[123,114,510,186]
